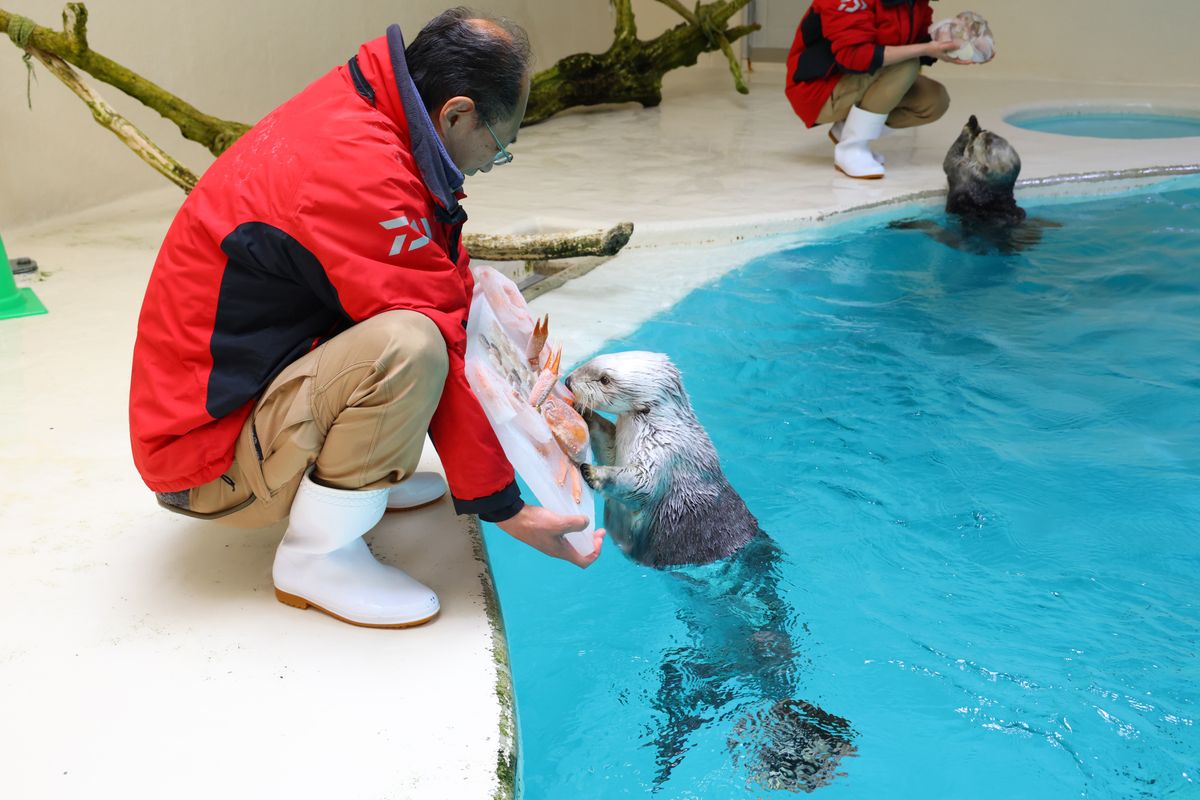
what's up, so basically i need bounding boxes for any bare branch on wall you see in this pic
[523,0,757,125]
[3,3,766,259]
[2,4,250,156]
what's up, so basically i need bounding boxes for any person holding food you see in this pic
[785,0,992,179]
[129,9,604,632]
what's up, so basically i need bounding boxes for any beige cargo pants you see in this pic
[816,59,950,128]
[166,310,449,529]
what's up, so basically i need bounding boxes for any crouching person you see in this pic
[129,10,602,629]
[785,0,969,179]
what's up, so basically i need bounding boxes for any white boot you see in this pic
[834,106,888,179]
[386,472,447,511]
[273,474,440,628]
[828,119,890,165]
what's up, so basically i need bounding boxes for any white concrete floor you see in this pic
[2,63,1197,799]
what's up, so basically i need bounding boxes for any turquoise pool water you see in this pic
[1005,110,1200,139]
[483,182,1200,799]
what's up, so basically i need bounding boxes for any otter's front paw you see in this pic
[579,463,601,490]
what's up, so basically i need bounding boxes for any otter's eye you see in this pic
[600,374,611,386]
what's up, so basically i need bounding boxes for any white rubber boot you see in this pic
[386,472,447,511]
[273,474,440,628]
[834,106,888,179]
[828,119,890,165]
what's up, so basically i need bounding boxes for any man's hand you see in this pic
[496,505,606,568]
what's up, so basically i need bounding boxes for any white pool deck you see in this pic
[2,64,1198,799]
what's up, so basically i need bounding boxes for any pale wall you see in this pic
[0,0,725,227]
[2,0,1198,228]
[944,0,1200,85]
[750,0,1200,86]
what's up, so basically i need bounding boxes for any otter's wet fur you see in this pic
[944,113,1025,224]
[653,535,858,791]
[566,351,760,568]
[891,115,1060,254]
[567,351,857,790]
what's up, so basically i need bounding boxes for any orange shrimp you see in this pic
[541,397,589,462]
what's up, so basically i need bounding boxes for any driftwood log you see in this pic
[1,4,248,157]
[525,0,756,125]
[21,46,199,191]
[464,222,633,261]
[1,2,759,259]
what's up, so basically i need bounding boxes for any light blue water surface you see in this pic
[1006,111,1200,139]
[483,182,1200,799]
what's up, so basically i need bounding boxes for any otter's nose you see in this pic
[564,375,574,391]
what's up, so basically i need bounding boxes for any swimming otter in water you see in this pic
[567,352,858,790]
[565,351,760,568]
[654,533,858,792]
[891,115,1060,254]
[944,113,1025,224]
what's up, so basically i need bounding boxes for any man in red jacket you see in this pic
[786,0,980,179]
[129,10,604,629]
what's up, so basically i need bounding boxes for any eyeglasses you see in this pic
[484,120,514,166]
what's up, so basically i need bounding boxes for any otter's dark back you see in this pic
[637,476,761,568]
[947,183,1027,226]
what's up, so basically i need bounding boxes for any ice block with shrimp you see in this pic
[464,267,597,556]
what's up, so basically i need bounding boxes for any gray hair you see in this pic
[405,7,533,126]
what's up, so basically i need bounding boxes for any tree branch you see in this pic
[655,0,700,26]
[655,0,750,92]
[524,0,758,124]
[611,0,637,47]
[463,222,634,261]
[2,4,249,155]
[3,3,756,266]
[62,2,86,49]
[26,45,198,191]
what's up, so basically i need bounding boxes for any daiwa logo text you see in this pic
[379,215,432,255]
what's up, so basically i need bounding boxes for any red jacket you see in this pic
[785,0,934,127]
[129,27,520,519]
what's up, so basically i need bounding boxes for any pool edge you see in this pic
[474,163,1200,799]
[468,515,520,800]
[618,163,1200,250]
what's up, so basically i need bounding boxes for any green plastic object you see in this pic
[0,232,47,320]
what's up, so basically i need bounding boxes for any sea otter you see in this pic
[565,351,760,568]
[891,115,1060,254]
[566,351,858,790]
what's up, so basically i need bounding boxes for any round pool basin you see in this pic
[1005,105,1200,139]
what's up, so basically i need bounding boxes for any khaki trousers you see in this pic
[181,310,449,529]
[816,59,950,129]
